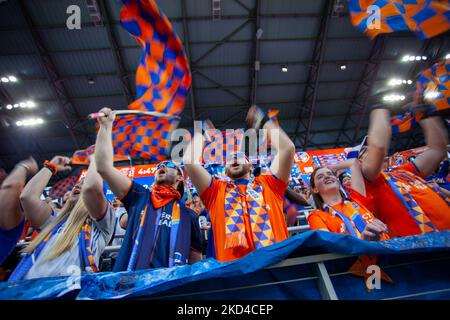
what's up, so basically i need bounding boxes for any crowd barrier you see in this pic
[1,230,450,300]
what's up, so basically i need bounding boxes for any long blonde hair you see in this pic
[23,198,89,261]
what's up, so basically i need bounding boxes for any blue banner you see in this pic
[1,230,449,300]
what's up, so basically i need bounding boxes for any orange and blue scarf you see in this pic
[224,179,275,250]
[383,170,438,233]
[9,217,98,282]
[126,186,188,270]
[323,201,367,238]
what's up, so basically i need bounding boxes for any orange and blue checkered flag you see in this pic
[390,110,423,134]
[113,0,191,160]
[72,145,129,165]
[417,59,450,112]
[112,114,177,161]
[203,129,245,165]
[48,175,78,200]
[349,0,450,39]
[71,145,96,165]
[120,0,191,115]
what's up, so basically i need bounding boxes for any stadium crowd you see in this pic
[0,97,449,282]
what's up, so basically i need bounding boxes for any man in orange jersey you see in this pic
[183,106,296,262]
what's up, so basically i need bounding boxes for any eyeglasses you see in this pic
[157,161,182,174]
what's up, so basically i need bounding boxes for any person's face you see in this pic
[225,156,251,180]
[68,177,85,204]
[155,161,182,187]
[312,168,340,195]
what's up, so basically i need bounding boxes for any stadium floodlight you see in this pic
[16,118,44,127]
[26,100,36,108]
[388,78,412,86]
[383,94,405,102]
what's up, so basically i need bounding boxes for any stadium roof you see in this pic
[0,0,449,170]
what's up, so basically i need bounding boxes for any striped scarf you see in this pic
[323,201,367,238]
[9,216,98,282]
[382,170,438,233]
[224,180,275,250]
[126,201,183,270]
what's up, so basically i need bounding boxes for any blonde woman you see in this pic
[8,156,114,281]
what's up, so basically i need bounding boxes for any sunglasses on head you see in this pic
[157,161,182,174]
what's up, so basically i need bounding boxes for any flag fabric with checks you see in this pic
[390,110,423,134]
[71,145,96,165]
[113,0,191,160]
[112,115,177,161]
[417,59,450,112]
[348,0,450,39]
[72,145,129,165]
[48,176,78,200]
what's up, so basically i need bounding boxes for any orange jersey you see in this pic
[308,190,389,240]
[200,174,288,262]
[364,162,450,237]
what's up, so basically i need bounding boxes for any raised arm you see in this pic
[81,156,108,220]
[285,187,309,206]
[0,157,38,230]
[183,130,212,195]
[20,156,71,228]
[329,159,367,196]
[411,116,448,178]
[361,108,391,182]
[265,121,296,183]
[246,106,295,183]
[94,108,132,200]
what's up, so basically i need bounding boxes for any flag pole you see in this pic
[88,110,181,120]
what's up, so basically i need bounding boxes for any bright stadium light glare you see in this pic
[19,102,26,108]
[446,54,450,60]
[16,118,44,127]
[388,78,412,86]
[1,77,9,82]
[383,94,405,102]
[402,55,410,62]
[26,100,36,108]
[8,76,17,82]
[6,104,12,109]
[425,91,440,100]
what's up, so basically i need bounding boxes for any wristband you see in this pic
[43,160,58,175]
